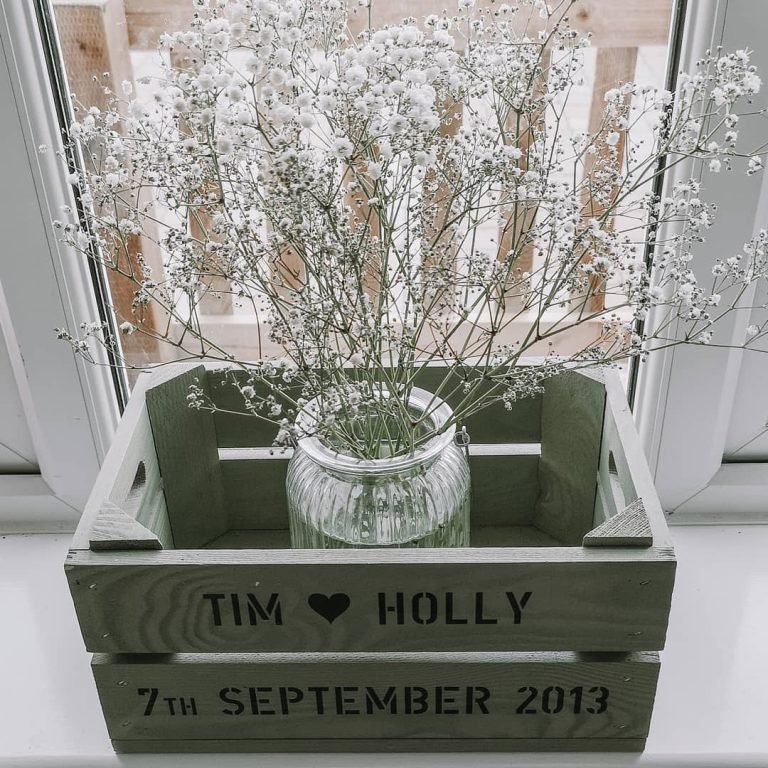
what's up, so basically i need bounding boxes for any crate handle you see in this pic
[124,461,147,516]
[89,461,162,551]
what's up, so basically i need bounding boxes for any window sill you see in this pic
[1,526,766,767]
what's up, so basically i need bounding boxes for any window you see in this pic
[49,0,671,377]
[635,0,768,521]
[1,0,766,530]
[0,2,117,530]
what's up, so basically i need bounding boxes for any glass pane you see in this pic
[48,0,674,389]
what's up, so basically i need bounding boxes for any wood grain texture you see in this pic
[534,371,606,545]
[66,549,674,653]
[67,363,675,659]
[583,500,652,548]
[602,371,672,549]
[93,651,659,745]
[89,501,162,551]
[53,0,164,369]
[206,364,544,448]
[220,452,541,531]
[145,365,227,548]
[70,371,172,551]
[111,737,647,753]
[203,524,562,550]
[579,47,639,312]
[123,0,671,50]
[343,0,672,49]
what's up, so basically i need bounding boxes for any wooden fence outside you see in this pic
[53,0,673,366]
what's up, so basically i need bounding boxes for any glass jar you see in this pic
[286,388,471,548]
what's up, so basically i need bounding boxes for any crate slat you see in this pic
[111,736,648,753]
[206,365,545,448]
[89,501,163,551]
[92,651,659,748]
[145,365,228,548]
[534,371,606,545]
[583,499,653,547]
[66,361,675,752]
[66,549,674,653]
[71,371,172,550]
[219,451,542,531]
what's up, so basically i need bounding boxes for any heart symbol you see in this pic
[308,593,351,624]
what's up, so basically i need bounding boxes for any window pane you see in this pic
[49,0,674,389]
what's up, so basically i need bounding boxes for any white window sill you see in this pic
[1,526,766,767]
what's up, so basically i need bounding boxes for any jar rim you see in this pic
[294,387,456,475]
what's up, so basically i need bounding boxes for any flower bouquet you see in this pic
[57,0,768,547]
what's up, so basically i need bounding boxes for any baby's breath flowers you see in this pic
[57,0,768,459]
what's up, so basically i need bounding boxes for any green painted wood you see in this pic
[583,499,653,547]
[112,737,647,753]
[602,372,672,549]
[204,525,562,550]
[470,525,562,547]
[70,371,173,552]
[89,501,162,551]
[145,364,227,548]
[207,364,544,448]
[65,548,675,653]
[220,452,541,531]
[220,457,289,530]
[67,362,675,662]
[93,651,659,746]
[411,365,543,443]
[534,371,606,546]
[469,453,540,527]
[206,366,301,449]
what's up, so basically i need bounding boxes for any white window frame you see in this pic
[635,0,768,523]
[2,0,766,531]
[0,1,119,532]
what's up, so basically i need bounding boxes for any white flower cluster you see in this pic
[59,0,768,457]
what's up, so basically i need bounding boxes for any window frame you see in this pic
[0,0,120,531]
[2,0,766,530]
[634,0,768,523]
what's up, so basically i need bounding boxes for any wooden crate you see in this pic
[93,651,660,753]
[66,363,675,655]
[66,361,674,751]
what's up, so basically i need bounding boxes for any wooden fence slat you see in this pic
[579,47,639,313]
[53,0,165,367]
[343,0,672,48]
[496,49,551,309]
[168,48,235,316]
[125,1,671,50]
[421,98,463,314]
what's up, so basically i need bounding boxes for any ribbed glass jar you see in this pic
[286,388,470,549]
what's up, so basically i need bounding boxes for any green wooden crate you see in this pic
[65,361,674,752]
[93,650,660,753]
